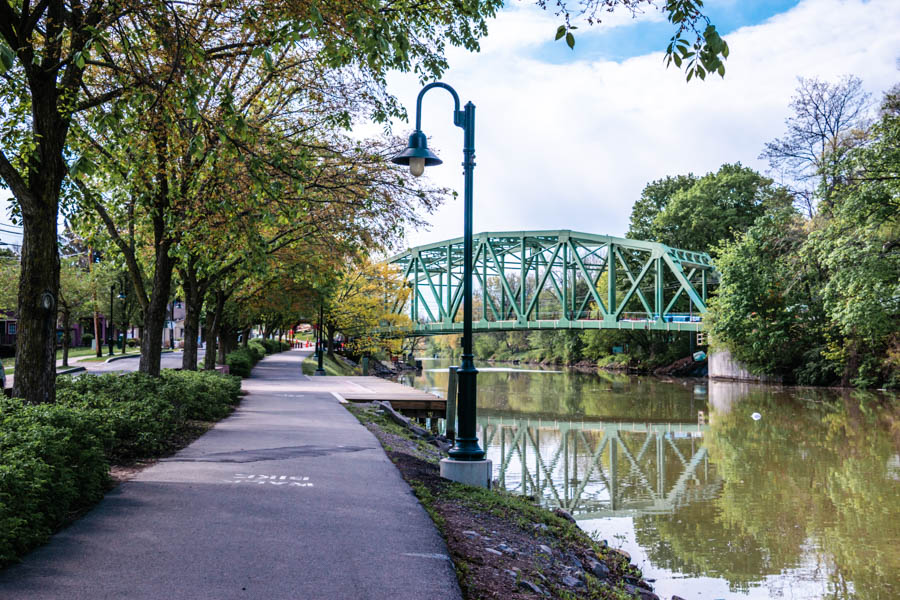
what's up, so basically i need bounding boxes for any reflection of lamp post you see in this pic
[393,82,488,479]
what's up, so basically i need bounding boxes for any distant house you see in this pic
[0,311,101,354]
[1,313,16,354]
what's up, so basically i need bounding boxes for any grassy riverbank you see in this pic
[301,354,358,376]
[347,403,663,600]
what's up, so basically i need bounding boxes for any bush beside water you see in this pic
[0,369,242,567]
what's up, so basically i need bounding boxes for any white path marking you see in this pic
[401,553,452,561]
[227,474,313,487]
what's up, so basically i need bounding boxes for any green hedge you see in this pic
[0,399,110,566]
[225,338,291,378]
[1,369,242,567]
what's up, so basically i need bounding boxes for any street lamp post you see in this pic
[117,282,126,353]
[108,285,115,356]
[315,303,326,376]
[392,82,486,466]
[170,302,176,350]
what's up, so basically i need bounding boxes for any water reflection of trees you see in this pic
[416,362,708,421]
[409,364,900,597]
[634,390,899,599]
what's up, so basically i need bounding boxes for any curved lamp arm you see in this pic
[415,82,463,130]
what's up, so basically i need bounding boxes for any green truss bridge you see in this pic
[386,230,716,336]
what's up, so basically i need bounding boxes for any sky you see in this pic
[379,0,900,250]
[2,0,900,253]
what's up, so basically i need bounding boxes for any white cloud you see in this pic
[388,0,900,250]
[3,1,898,254]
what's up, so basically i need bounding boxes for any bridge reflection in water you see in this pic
[477,417,716,520]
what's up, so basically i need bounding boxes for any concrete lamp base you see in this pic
[439,458,492,489]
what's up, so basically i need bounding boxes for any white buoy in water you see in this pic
[751,412,762,421]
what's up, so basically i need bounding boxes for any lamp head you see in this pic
[391,130,442,177]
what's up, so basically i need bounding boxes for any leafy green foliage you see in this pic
[160,371,242,422]
[550,1,728,81]
[225,349,255,378]
[0,369,243,566]
[709,83,899,387]
[0,399,110,567]
[627,164,792,255]
[706,209,826,379]
[225,337,291,377]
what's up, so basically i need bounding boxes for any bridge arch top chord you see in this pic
[384,229,717,336]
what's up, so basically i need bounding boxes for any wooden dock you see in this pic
[328,376,446,418]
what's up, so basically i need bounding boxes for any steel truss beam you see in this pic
[385,230,716,336]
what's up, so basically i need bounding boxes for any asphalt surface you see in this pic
[0,350,461,600]
[77,349,204,373]
[5,349,203,388]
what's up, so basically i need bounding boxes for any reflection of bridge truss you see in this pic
[479,417,718,519]
[386,230,716,335]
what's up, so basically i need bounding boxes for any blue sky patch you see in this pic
[532,0,802,64]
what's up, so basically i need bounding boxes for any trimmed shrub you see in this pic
[81,333,93,347]
[56,375,177,461]
[0,399,110,567]
[160,370,241,421]
[225,348,254,377]
[1,369,244,567]
[247,341,266,361]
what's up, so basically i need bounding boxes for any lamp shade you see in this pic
[391,131,442,169]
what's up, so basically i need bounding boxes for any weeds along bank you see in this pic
[0,340,290,568]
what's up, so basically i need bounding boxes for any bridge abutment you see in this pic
[709,349,782,384]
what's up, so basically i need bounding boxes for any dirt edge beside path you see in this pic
[346,404,671,600]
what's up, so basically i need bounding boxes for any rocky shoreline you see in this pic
[346,401,679,599]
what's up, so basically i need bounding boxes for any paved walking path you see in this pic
[0,350,461,600]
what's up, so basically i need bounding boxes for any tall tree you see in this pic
[627,174,697,241]
[57,258,95,367]
[760,76,871,217]
[0,1,132,402]
[627,164,791,255]
[0,0,502,399]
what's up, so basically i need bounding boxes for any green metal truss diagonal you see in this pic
[383,230,716,336]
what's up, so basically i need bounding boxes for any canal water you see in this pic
[400,359,899,600]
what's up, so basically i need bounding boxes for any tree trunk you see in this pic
[139,268,173,376]
[13,200,61,403]
[203,309,217,370]
[203,289,226,370]
[180,265,206,371]
[326,324,336,357]
[220,328,239,360]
